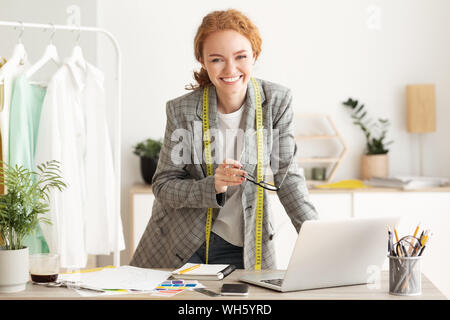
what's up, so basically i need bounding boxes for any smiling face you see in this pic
[200,29,256,98]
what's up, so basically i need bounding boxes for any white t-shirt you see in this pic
[212,104,245,247]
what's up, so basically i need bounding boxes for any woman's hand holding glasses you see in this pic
[214,159,247,194]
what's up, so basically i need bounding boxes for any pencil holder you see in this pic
[388,255,422,296]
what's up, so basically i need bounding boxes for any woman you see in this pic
[130,9,318,270]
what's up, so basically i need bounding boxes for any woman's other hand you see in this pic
[214,159,247,194]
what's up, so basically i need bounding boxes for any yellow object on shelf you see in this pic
[314,179,368,189]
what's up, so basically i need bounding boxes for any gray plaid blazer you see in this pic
[130,78,318,270]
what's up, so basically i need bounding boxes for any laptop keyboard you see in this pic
[261,278,283,287]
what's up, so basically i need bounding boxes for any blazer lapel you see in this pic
[240,79,267,214]
[241,78,266,174]
[196,86,219,177]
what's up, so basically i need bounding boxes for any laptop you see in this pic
[239,216,400,292]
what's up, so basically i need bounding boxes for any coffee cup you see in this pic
[29,253,60,283]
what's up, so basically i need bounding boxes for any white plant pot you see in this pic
[0,246,29,293]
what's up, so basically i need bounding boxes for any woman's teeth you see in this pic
[222,75,241,82]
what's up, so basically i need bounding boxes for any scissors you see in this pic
[32,280,105,293]
[395,235,422,257]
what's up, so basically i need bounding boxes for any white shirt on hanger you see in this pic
[34,59,125,268]
[0,57,29,171]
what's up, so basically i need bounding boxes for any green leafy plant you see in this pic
[0,160,66,250]
[342,98,393,155]
[133,138,163,159]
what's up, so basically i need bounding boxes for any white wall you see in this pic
[2,0,449,267]
[0,0,98,76]
[97,0,450,265]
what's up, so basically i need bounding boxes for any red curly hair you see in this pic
[186,9,262,90]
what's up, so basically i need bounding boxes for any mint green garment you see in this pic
[9,75,49,254]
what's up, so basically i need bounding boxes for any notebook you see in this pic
[171,263,236,280]
[365,176,448,190]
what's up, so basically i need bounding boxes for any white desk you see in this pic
[0,270,446,300]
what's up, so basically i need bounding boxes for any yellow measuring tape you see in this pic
[202,78,264,270]
[253,77,264,270]
[202,86,214,264]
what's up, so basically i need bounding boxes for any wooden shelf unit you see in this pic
[295,114,347,185]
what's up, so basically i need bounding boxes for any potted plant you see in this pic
[342,98,393,180]
[0,160,66,293]
[133,138,163,184]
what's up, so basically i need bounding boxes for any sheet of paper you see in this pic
[59,265,171,290]
[73,289,130,297]
[70,280,205,297]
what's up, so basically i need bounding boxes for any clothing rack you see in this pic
[0,20,123,267]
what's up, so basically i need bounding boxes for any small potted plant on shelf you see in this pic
[133,138,163,184]
[342,98,393,180]
[0,160,66,293]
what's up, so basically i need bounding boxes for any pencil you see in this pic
[178,264,201,274]
[413,224,420,238]
[421,235,429,246]
[418,246,426,256]
[408,224,421,256]
[418,233,432,256]
[394,228,399,243]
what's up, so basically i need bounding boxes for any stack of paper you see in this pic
[365,176,449,190]
[59,265,171,291]
[59,266,206,297]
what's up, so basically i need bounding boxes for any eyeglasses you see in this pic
[239,144,296,192]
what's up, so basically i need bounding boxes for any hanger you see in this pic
[67,25,86,69]
[25,23,61,79]
[0,21,28,81]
